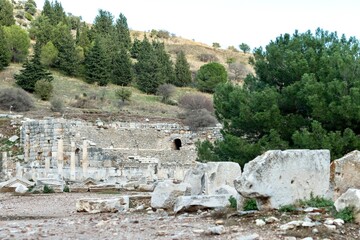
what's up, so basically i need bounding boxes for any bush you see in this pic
[50,97,64,113]
[43,185,55,194]
[299,193,334,208]
[35,80,53,100]
[63,185,70,192]
[24,12,33,21]
[0,88,34,112]
[243,198,258,211]
[157,84,176,103]
[228,195,237,209]
[115,88,132,102]
[279,204,297,212]
[179,93,214,112]
[334,206,355,223]
[197,53,218,63]
[183,109,217,130]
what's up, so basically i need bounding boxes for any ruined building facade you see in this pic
[1,118,221,182]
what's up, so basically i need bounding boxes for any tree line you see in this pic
[0,0,202,94]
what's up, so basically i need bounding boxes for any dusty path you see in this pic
[0,193,359,240]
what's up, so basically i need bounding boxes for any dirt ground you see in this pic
[0,192,359,240]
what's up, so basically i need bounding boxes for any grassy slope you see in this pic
[0,64,210,123]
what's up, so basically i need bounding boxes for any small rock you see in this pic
[333,219,344,226]
[193,229,205,234]
[147,210,154,214]
[156,231,166,236]
[135,205,144,211]
[303,216,312,222]
[215,220,224,225]
[301,238,313,240]
[324,224,336,231]
[238,233,260,240]
[303,207,319,212]
[302,222,316,227]
[255,219,266,226]
[146,207,152,211]
[284,237,296,240]
[8,135,19,142]
[265,216,279,223]
[15,185,28,194]
[208,225,225,235]
[279,224,295,231]
[324,218,334,225]
[312,228,319,234]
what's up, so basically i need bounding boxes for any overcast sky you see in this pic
[34,0,360,50]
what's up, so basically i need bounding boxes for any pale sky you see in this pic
[34,0,360,50]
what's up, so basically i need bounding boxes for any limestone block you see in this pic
[334,188,360,223]
[36,178,65,192]
[183,162,241,195]
[150,181,191,210]
[15,185,28,194]
[331,151,360,200]
[235,150,330,210]
[76,197,129,213]
[215,185,243,210]
[174,194,231,213]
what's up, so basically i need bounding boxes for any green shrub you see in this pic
[243,198,258,211]
[228,195,237,209]
[115,88,132,102]
[43,185,55,194]
[0,88,34,112]
[279,204,297,212]
[63,185,70,192]
[35,80,53,100]
[50,97,64,113]
[299,193,334,208]
[24,12,33,21]
[334,206,355,223]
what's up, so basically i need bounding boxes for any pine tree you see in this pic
[42,0,53,19]
[111,46,133,86]
[84,38,110,86]
[92,10,114,37]
[0,27,11,70]
[131,38,141,58]
[153,41,175,84]
[175,51,192,87]
[15,43,53,92]
[115,13,131,50]
[0,0,15,26]
[134,36,162,94]
[53,23,77,75]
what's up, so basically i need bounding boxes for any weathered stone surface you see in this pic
[151,181,191,210]
[215,185,243,210]
[235,150,330,210]
[331,150,360,200]
[76,197,129,213]
[334,188,360,223]
[15,185,28,194]
[36,178,65,193]
[183,162,241,195]
[8,135,19,142]
[174,194,231,213]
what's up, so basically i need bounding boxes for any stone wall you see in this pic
[3,118,221,181]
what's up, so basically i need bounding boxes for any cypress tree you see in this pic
[134,36,162,94]
[115,13,131,50]
[153,41,175,84]
[111,46,133,86]
[15,43,53,92]
[53,23,77,75]
[84,38,110,86]
[0,27,11,70]
[175,51,192,87]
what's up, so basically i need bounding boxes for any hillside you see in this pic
[1,0,253,124]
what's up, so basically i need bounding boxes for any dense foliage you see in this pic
[198,29,360,168]
[0,0,15,26]
[196,62,227,93]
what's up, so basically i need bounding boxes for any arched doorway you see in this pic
[174,139,182,150]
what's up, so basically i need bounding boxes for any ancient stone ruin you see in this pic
[0,117,221,184]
